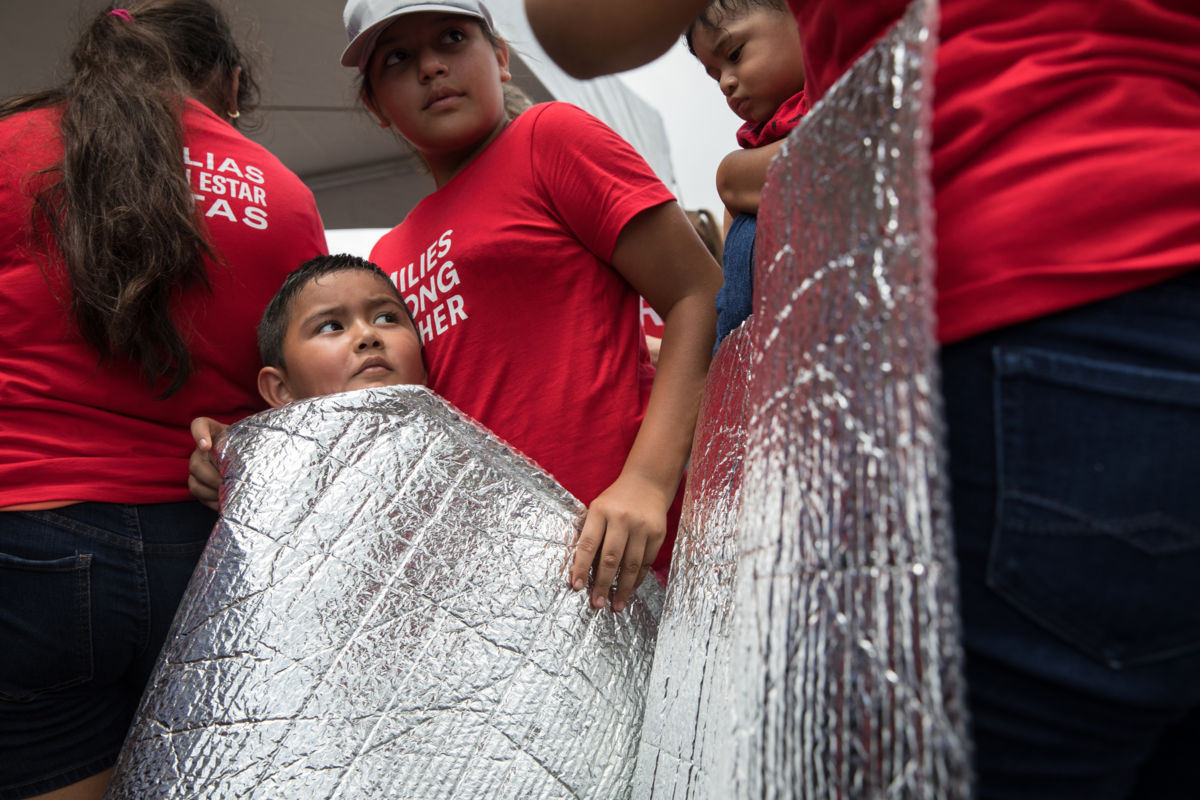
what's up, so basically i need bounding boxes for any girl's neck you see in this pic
[427,116,511,188]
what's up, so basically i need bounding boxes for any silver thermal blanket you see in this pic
[635,1,972,797]
[106,386,662,799]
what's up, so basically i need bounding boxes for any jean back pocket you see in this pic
[988,346,1200,668]
[0,550,93,702]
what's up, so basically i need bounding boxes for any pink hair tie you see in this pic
[109,8,134,21]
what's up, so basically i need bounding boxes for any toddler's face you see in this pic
[272,270,425,403]
[693,8,806,125]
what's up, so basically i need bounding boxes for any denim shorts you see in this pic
[0,501,215,798]
[714,212,757,351]
[941,269,1200,799]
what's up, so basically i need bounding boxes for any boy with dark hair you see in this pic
[189,255,426,504]
[255,254,425,407]
[686,0,805,347]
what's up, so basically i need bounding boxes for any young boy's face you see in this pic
[693,7,806,125]
[258,269,425,407]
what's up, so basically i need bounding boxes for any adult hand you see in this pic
[570,472,669,613]
[188,416,228,511]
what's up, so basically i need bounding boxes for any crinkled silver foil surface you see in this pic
[636,1,971,797]
[632,330,753,797]
[106,386,662,799]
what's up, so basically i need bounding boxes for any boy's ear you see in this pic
[258,366,296,408]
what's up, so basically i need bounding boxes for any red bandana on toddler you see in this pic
[736,89,808,149]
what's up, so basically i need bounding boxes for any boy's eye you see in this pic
[729,45,743,63]
[441,27,467,44]
[374,311,400,325]
[316,320,343,334]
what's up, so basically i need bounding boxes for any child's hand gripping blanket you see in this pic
[107,385,663,799]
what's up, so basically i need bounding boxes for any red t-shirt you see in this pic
[370,103,679,565]
[0,100,328,506]
[787,0,1200,341]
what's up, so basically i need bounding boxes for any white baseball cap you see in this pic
[341,0,495,71]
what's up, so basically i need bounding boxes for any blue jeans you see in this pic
[0,501,214,798]
[714,213,757,351]
[940,269,1200,799]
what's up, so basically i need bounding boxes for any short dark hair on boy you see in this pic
[685,0,789,56]
[257,254,410,370]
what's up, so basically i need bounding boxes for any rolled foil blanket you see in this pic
[635,1,972,797]
[106,386,662,799]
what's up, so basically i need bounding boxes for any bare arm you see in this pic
[524,0,712,78]
[569,201,721,611]
[716,139,786,217]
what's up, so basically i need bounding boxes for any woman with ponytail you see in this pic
[0,3,327,797]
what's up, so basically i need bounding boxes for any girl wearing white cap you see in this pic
[344,0,722,613]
